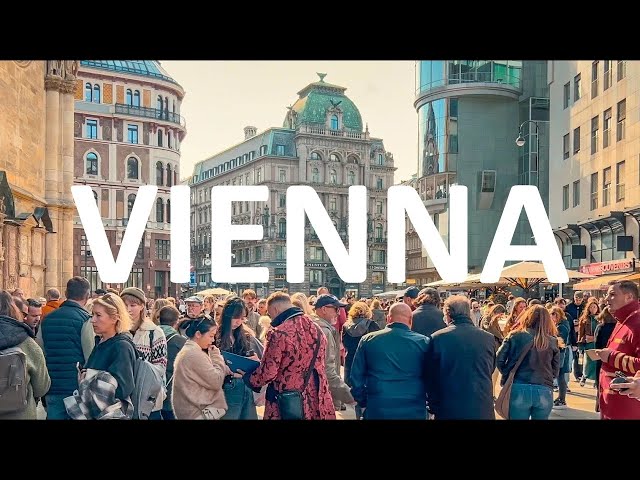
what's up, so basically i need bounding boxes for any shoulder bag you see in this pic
[495,340,533,420]
[276,325,322,420]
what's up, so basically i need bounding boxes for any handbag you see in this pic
[495,340,533,419]
[202,405,226,420]
[275,326,322,420]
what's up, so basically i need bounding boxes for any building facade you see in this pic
[0,60,77,295]
[189,74,396,298]
[405,60,550,287]
[549,60,639,287]
[73,60,186,298]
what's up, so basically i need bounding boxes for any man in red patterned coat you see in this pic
[598,280,640,419]
[245,292,336,420]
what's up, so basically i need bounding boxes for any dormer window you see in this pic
[331,115,339,130]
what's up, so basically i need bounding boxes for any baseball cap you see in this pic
[403,286,420,299]
[185,295,203,304]
[314,294,347,309]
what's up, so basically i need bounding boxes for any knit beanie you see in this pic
[120,287,146,305]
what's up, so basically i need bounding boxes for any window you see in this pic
[255,246,262,261]
[86,152,98,175]
[166,199,171,223]
[156,162,164,186]
[574,74,581,101]
[330,169,337,184]
[618,60,627,81]
[127,124,138,144]
[310,151,321,161]
[259,145,267,156]
[603,108,612,148]
[372,250,386,263]
[348,170,355,185]
[330,115,339,130]
[616,161,625,202]
[329,153,339,162]
[156,198,164,223]
[449,97,458,117]
[310,269,323,285]
[276,145,285,156]
[279,169,286,182]
[133,90,140,107]
[591,116,599,154]
[256,169,262,183]
[617,99,626,142]
[376,177,383,189]
[167,164,172,187]
[563,133,570,159]
[279,192,286,208]
[136,236,144,260]
[312,168,319,183]
[573,127,580,154]
[275,245,285,260]
[127,194,136,217]
[376,201,383,214]
[127,157,139,180]
[278,218,286,238]
[155,239,170,260]
[603,167,611,207]
[310,246,324,261]
[125,268,143,289]
[85,83,92,102]
[93,84,100,103]
[157,95,163,112]
[126,89,133,106]
[329,197,337,212]
[590,172,598,210]
[157,130,163,147]
[377,153,384,165]
[86,119,97,139]
[80,266,102,292]
[562,185,569,211]
[563,82,570,109]
[481,171,496,192]
[372,271,384,285]
[591,61,599,99]
[375,224,383,240]
[604,60,612,90]
[449,134,458,153]
[573,180,580,207]
[168,132,172,149]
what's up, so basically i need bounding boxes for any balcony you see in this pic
[296,125,367,140]
[115,104,186,128]
[421,172,456,213]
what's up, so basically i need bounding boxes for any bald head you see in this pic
[46,288,60,301]
[388,302,413,326]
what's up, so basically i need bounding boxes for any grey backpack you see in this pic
[130,331,165,420]
[0,347,28,415]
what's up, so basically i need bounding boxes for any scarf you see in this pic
[271,307,304,328]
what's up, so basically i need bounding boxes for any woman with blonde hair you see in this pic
[291,292,313,316]
[550,305,572,408]
[82,293,137,404]
[503,297,526,335]
[370,299,386,330]
[120,287,167,419]
[496,305,560,419]
[577,298,600,386]
[150,298,171,325]
[342,301,379,389]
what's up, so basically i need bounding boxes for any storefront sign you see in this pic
[579,259,635,275]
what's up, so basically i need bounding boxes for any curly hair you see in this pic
[348,301,372,321]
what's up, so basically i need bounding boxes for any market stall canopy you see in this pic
[498,261,594,290]
[425,273,508,289]
[195,287,231,297]
[376,289,406,298]
[572,272,637,291]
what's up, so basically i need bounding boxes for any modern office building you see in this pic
[73,60,186,298]
[189,74,396,298]
[549,60,640,288]
[405,60,550,287]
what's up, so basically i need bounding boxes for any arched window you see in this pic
[331,115,339,130]
[166,164,173,187]
[127,194,136,217]
[166,199,171,224]
[164,97,169,119]
[329,153,339,162]
[172,100,176,114]
[376,224,383,240]
[133,90,140,107]
[278,218,286,238]
[157,129,163,147]
[376,177,383,189]
[348,155,359,164]
[157,95,163,116]
[86,152,98,175]
[348,170,355,185]
[93,84,101,103]
[156,198,164,223]
[156,162,164,185]
[127,157,139,180]
[330,169,337,184]
[312,168,320,183]
[259,145,267,156]
[126,89,133,106]
[85,83,92,102]
[310,151,321,161]
[168,131,172,149]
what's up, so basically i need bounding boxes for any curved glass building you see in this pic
[407,60,549,287]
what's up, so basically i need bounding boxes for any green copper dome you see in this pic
[283,74,363,131]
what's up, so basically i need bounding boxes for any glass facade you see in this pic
[415,60,522,95]
[418,98,457,176]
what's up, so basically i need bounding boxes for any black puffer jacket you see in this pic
[342,317,379,385]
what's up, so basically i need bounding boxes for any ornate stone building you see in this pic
[73,61,186,299]
[0,60,77,295]
[189,74,396,298]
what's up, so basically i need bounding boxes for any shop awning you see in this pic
[572,272,635,291]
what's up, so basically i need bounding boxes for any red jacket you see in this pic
[599,300,640,420]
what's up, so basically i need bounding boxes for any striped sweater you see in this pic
[132,318,168,411]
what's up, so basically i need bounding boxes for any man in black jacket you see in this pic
[412,287,446,338]
[424,295,495,420]
[565,291,584,380]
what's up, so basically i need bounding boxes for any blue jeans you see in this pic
[221,378,257,420]
[45,394,70,420]
[509,383,553,420]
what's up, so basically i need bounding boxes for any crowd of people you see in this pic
[1,278,639,420]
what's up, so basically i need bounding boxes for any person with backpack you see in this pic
[0,290,51,419]
[120,287,167,420]
[79,293,136,416]
[157,305,186,420]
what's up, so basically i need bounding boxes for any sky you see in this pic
[160,61,418,184]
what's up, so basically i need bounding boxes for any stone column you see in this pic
[0,210,5,290]
[18,220,35,295]
[60,78,77,284]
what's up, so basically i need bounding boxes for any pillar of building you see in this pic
[61,74,77,284]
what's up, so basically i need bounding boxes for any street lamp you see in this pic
[515,120,540,187]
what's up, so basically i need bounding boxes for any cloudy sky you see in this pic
[161,61,418,183]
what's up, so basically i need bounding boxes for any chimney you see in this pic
[244,126,257,140]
